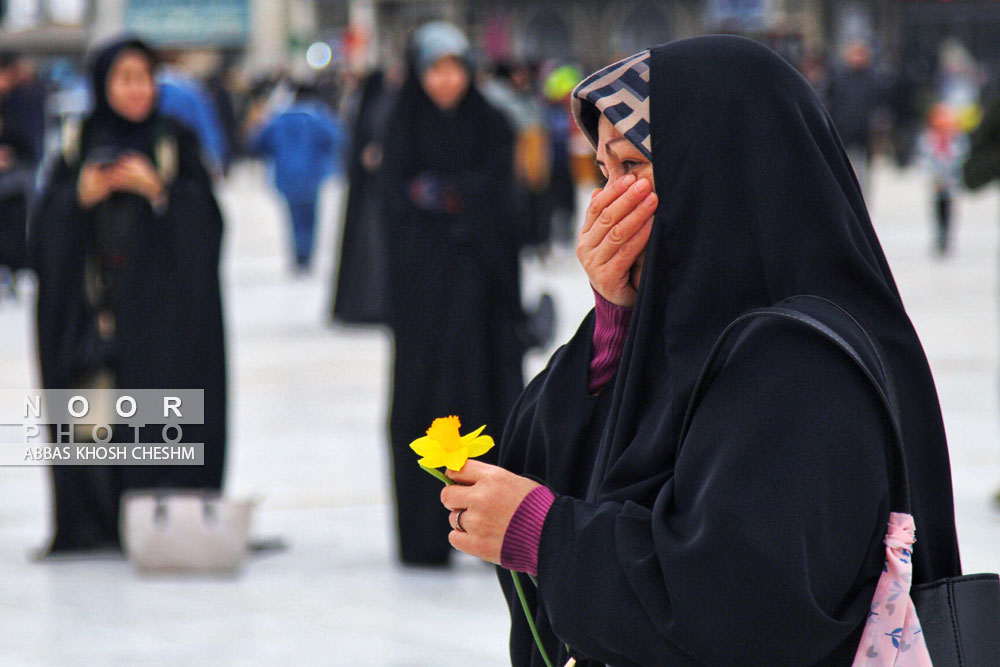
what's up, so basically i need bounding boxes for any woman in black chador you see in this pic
[382,22,525,566]
[437,37,963,665]
[30,37,227,555]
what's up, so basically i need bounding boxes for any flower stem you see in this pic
[418,462,551,664]
[419,464,454,485]
[511,570,554,667]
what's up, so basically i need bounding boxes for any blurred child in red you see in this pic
[920,103,969,256]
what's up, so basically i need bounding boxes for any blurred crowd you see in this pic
[3,25,1000,559]
[2,32,998,280]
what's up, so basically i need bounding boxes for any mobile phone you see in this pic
[87,146,123,169]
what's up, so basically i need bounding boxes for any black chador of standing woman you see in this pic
[30,36,227,555]
[381,22,526,566]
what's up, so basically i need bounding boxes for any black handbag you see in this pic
[680,295,1000,666]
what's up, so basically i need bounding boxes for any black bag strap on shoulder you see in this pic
[678,294,1000,667]
[677,295,911,513]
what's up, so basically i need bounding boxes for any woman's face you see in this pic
[421,55,469,111]
[596,114,655,290]
[106,50,156,122]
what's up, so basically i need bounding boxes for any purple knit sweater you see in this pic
[499,291,631,575]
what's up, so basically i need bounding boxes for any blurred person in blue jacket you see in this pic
[158,63,228,175]
[250,83,344,273]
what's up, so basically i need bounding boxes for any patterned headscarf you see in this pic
[571,49,651,159]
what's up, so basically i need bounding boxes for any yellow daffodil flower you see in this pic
[409,415,494,471]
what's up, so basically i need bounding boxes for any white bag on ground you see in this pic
[121,490,254,574]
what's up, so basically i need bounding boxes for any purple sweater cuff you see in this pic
[588,288,632,393]
[500,486,556,576]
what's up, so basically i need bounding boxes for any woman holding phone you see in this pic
[30,36,228,556]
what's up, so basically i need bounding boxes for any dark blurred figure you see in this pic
[238,75,276,149]
[313,67,343,116]
[204,55,242,174]
[963,87,1000,508]
[963,89,1000,191]
[827,40,881,197]
[0,53,45,159]
[249,82,344,273]
[381,22,525,566]
[29,36,227,556]
[0,52,45,296]
[331,67,400,325]
[482,60,552,253]
[889,52,933,169]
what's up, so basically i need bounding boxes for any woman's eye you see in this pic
[622,160,641,173]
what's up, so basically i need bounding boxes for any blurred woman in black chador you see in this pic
[436,37,963,665]
[380,21,526,566]
[29,36,227,556]
[330,68,398,326]
[0,52,43,292]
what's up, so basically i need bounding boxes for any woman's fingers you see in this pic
[578,181,657,284]
[448,521,498,563]
[581,178,653,244]
[579,175,635,236]
[440,481,471,510]
[577,180,654,286]
[589,191,657,267]
[440,460,492,509]
[445,459,487,485]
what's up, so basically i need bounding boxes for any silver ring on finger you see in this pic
[454,508,467,533]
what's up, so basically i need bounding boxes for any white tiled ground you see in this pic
[1,160,998,666]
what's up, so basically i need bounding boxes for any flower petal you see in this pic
[409,436,439,457]
[417,455,445,469]
[443,449,468,471]
[460,425,487,442]
[466,435,494,458]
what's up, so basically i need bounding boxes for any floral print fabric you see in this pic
[853,512,933,666]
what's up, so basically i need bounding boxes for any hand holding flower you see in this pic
[409,415,556,667]
[440,460,540,564]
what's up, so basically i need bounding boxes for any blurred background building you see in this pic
[3,0,999,207]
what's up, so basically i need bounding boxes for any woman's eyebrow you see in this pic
[604,138,629,157]
[596,138,639,166]
[602,138,637,163]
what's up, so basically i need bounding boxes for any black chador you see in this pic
[497,37,961,666]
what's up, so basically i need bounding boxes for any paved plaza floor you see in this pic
[1,161,998,665]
